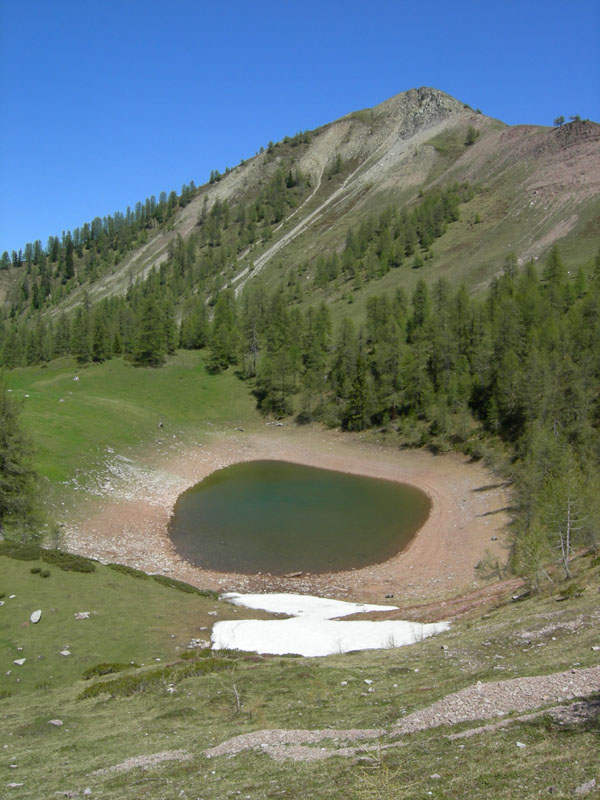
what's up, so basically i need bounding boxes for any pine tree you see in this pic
[134,294,167,366]
[0,383,38,541]
[71,306,92,364]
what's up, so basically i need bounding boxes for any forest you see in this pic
[1,170,598,587]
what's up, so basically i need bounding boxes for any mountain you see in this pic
[3,87,598,319]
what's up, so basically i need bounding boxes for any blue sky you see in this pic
[1,0,598,254]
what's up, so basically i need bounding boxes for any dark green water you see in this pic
[168,460,430,575]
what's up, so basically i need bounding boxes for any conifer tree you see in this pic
[0,382,38,541]
[134,294,167,366]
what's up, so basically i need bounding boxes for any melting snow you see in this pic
[212,592,449,657]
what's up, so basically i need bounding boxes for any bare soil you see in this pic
[63,426,511,609]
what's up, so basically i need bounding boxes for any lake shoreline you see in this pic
[63,425,511,609]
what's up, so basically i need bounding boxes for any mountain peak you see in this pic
[373,86,471,127]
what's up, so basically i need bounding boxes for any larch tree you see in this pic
[0,383,38,541]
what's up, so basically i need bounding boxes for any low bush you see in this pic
[41,550,96,573]
[78,657,234,700]
[0,541,42,561]
[107,563,148,579]
[82,662,140,680]
[150,574,218,598]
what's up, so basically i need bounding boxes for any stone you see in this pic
[59,649,71,657]
[13,659,26,666]
[30,610,42,624]
[516,741,526,749]
[74,612,90,620]
[575,778,596,795]
[48,719,63,726]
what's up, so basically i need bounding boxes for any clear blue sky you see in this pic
[1,0,598,254]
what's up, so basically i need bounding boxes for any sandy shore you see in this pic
[63,426,511,607]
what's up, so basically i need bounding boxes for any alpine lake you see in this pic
[168,460,431,575]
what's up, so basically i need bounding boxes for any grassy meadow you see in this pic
[3,350,258,485]
[0,546,598,798]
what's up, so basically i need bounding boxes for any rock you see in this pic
[430,773,441,779]
[516,741,526,749]
[59,649,71,657]
[48,719,63,726]
[575,779,596,795]
[74,612,90,620]
[83,789,92,796]
[7,783,24,788]
[30,610,42,624]
[591,646,600,651]
[13,659,26,666]
[284,571,303,578]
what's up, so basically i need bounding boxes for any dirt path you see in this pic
[63,426,510,607]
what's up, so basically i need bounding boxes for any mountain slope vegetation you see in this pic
[0,86,599,800]
[1,87,599,581]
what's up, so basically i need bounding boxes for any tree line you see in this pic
[202,245,600,584]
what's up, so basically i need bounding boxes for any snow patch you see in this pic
[221,592,397,619]
[212,593,449,657]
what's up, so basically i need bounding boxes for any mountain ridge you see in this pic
[1,87,598,319]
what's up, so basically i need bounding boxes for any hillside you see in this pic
[1,87,599,799]
[2,88,599,320]
[1,544,599,799]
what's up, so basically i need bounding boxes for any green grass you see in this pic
[4,350,259,483]
[0,551,271,697]
[0,551,598,798]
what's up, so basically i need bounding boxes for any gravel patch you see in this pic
[394,665,600,733]
[91,749,191,775]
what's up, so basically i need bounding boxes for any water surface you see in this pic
[168,460,430,574]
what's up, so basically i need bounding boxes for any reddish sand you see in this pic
[63,426,511,608]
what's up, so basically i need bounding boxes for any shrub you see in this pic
[41,550,96,573]
[40,570,50,578]
[0,541,42,561]
[107,563,149,579]
[30,566,41,574]
[77,657,233,700]
[82,662,140,680]
[150,574,217,598]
